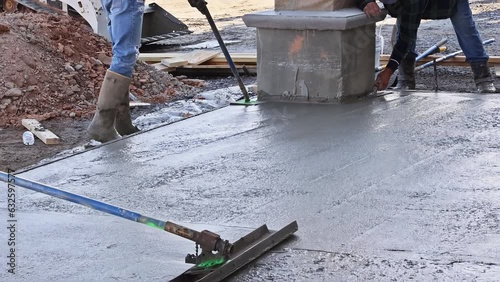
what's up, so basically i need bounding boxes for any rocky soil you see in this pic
[0,12,197,128]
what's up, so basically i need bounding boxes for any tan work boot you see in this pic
[87,70,131,142]
[470,61,496,94]
[114,91,140,136]
[396,56,416,90]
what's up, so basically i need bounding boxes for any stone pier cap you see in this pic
[243,8,386,32]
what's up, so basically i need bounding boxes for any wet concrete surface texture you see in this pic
[1,92,500,281]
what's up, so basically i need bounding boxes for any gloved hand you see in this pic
[363,2,382,17]
[375,68,395,90]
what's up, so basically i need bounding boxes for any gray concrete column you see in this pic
[275,0,356,11]
[243,8,386,103]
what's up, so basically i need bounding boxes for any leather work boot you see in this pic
[114,91,140,136]
[87,70,131,142]
[470,61,496,93]
[396,56,416,90]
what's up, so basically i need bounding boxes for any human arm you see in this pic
[375,0,427,90]
[385,0,427,72]
[359,0,382,17]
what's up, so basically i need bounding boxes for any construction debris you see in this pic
[139,52,257,76]
[161,58,189,68]
[0,12,198,128]
[140,51,500,70]
[22,118,60,144]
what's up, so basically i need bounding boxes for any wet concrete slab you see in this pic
[0,210,254,281]
[1,91,500,280]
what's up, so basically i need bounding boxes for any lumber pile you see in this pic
[139,51,500,75]
[139,51,257,76]
[139,50,257,75]
[380,55,500,67]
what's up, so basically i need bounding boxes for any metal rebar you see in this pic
[416,38,495,71]
[433,58,438,92]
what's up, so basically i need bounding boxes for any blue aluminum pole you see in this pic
[0,171,166,228]
[0,171,233,256]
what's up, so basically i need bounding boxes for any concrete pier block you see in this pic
[275,0,356,12]
[243,9,386,103]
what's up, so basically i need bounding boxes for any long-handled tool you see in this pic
[0,171,298,281]
[372,38,447,95]
[188,0,260,106]
[415,38,495,71]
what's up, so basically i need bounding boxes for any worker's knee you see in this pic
[109,48,139,77]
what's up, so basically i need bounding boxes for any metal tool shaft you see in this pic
[416,38,495,71]
[189,0,250,102]
[0,171,232,255]
[416,38,448,61]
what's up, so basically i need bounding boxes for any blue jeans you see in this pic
[101,0,144,77]
[397,0,488,63]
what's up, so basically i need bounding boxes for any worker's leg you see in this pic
[87,0,143,141]
[395,17,418,90]
[87,71,131,142]
[450,0,495,93]
[103,0,144,77]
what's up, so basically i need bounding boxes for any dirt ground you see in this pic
[1,0,499,172]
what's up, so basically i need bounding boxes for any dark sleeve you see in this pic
[358,0,375,10]
[386,0,427,71]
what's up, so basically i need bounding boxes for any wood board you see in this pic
[21,119,60,145]
[130,101,152,108]
[183,50,221,65]
[151,63,176,72]
[141,52,500,67]
[138,52,255,64]
[160,58,189,67]
[380,55,500,66]
[138,53,179,62]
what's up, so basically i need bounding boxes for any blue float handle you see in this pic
[0,171,166,229]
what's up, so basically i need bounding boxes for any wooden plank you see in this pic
[139,52,257,64]
[205,54,257,65]
[141,52,500,66]
[129,101,152,108]
[160,58,189,68]
[172,65,257,76]
[178,64,248,69]
[138,53,179,62]
[143,51,222,65]
[184,50,221,65]
[380,55,500,66]
[151,63,176,72]
[21,119,60,145]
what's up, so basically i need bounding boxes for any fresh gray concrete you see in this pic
[1,91,500,281]
[243,9,386,103]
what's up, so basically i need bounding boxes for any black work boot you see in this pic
[87,70,131,142]
[470,61,496,93]
[396,56,416,90]
[114,91,140,136]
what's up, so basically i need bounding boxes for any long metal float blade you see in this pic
[171,221,298,282]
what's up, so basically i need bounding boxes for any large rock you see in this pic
[5,88,23,97]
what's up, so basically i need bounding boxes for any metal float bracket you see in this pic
[171,221,298,282]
